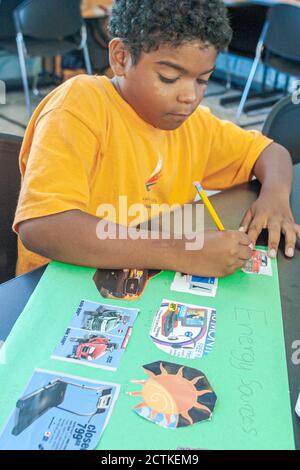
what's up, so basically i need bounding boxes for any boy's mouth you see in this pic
[167,112,191,122]
[170,113,191,117]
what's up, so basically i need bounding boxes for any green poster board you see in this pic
[0,256,295,450]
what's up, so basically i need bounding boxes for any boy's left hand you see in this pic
[239,192,300,258]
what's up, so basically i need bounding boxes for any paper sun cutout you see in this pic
[128,361,217,429]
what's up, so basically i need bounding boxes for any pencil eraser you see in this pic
[296,393,300,418]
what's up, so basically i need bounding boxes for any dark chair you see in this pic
[0,0,40,105]
[0,133,23,284]
[262,95,300,165]
[0,0,92,116]
[236,3,300,122]
[0,1,23,39]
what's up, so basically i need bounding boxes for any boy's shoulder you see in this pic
[58,73,109,101]
[38,75,109,115]
[34,75,112,130]
[59,74,107,96]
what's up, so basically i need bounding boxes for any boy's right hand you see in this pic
[181,230,253,278]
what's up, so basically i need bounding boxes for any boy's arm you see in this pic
[18,209,252,277]
[18,210,177,271]
[239,142,300,257]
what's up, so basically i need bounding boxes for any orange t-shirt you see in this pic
[13,74,272,275]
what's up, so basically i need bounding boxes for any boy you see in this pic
[14,0,299,278]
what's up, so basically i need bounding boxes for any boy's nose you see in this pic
[177,83,202,106]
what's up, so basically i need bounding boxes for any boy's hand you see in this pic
[181,230,253,278]
[239,193,300,258]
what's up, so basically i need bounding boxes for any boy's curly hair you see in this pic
[109,0,232,63]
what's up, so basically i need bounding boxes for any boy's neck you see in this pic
[111,77,124,100]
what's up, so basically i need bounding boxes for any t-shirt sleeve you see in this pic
[202,113,273,190]
[13,108,99,232]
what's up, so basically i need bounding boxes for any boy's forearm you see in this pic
[18,209,183,271]
[18,209,254,278]
[253,142,293,197]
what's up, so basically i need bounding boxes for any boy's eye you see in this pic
[158,74,179,84]
[197,79,209,86]
[158,74,209,86]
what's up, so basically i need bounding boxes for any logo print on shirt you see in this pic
[145,156,163,192]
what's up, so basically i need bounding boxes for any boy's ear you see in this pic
[109,38,132,76]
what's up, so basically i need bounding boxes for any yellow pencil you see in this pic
[194,181,225,231]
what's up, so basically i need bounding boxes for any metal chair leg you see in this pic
[225,49,232,91]
[32,73,40,96]
[16,33,32,117]
[0,80,6,105]
[32,58,42,96]
[83,43,93,75]
[235,21,269,123]
[235,53,261,123]
[80,24,93,75]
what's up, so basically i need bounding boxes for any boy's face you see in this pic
[110,40,218,131]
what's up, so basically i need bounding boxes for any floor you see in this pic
[0,76,268,137]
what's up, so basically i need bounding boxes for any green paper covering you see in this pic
[0,253,295,450]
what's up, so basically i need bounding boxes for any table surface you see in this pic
[0,164,299,449]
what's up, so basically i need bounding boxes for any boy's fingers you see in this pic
[237,258,249,270]
[227,259,247,274]
[237,231,253,247]
[267,221,281,258]
[282,222,297,257]
[238,245,253,261]
[247,218,264,246]
[239,209,253,233]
